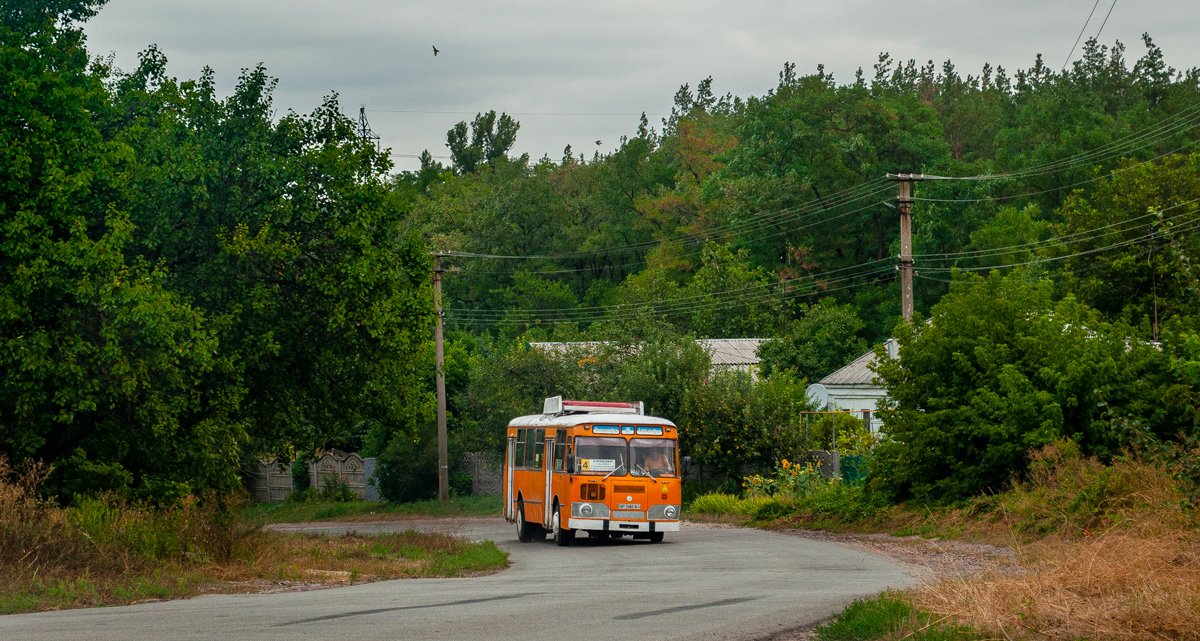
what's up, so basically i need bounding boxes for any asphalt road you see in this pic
[1,518,916,641]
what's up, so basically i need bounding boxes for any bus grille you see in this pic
[580,484,605,501]
[613,510,645,520]
[613,485,644,494]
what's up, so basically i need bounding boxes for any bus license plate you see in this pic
[618,503,641,509]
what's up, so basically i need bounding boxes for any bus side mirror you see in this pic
[682,456,693,476]
[565,454,575,473]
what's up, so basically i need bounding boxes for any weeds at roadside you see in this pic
[241,495,503,525]
[693,443,1200,640]
[0,457,508,614]
[815,593,989,641]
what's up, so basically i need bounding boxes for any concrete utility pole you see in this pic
[885,174,921,322]
[433,254,449,504]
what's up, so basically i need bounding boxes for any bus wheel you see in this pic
[516,501,535,542]
[648,532,664,543]
[553,506,574,547]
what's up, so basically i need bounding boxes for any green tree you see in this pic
[599,325,711,422]
[1,3,243,499]
[871,275,1174,503]
[687,243,780,338]
[446,110,520,174]
[677,369,811,478]
[757,299,869,380]
[109,53,436,460]
[1053,153,1200,326]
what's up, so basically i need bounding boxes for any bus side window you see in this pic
[554,428,566,471]
[533,429,545,469]
[524,429,536,469]
[515,429,526,469]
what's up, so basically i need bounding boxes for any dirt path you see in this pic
[781,529,1016,580]
[751,528,1017,641]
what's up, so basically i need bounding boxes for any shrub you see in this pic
[678,369,812,478]
[376,433,438,503]
[803,413,880,456]
[744,458,826,498]
[1,456,247,573]
[688,493,742,514]
[292,455,311,492]
[740,458,883,522]
[285,488,319,504]
[871,276,1178,504]
[996,439,1191,536]
[319,474,356,502]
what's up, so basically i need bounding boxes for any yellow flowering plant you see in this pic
[744,457,828,498]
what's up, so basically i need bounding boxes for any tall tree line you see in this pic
[1,2,432,501]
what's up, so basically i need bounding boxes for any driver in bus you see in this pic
[643,450,673,475]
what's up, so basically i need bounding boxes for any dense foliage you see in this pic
[1,3,433,501]
[7,0,1200,505]
[871,276,1178,502]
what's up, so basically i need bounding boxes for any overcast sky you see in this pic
[83,1,1200,172]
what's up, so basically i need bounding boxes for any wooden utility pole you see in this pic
[886,174,920,322]
[433,254,449,504]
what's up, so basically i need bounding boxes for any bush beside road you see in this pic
[689,442,1200,640]
[241,495,503,525]
[0,458,508,614]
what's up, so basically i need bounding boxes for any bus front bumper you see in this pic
[567,518,680,533]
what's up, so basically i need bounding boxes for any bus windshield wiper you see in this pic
[635,464,657,480]
[602,463,625,481]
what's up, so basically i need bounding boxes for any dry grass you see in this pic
[910,443,1200,640]
[918,532,1200,640]
[0,457,508,613]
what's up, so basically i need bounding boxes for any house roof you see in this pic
[819,339,897,387]
[696,338,764,366]
[530,338,765,367]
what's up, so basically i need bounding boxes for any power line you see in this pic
[447,258,897,320]
[1094,0,1119,44]
[446,264,897,326]
[919,220,1200,274]
[437,103,1200,266]
[438,180,893,262]
[449,189,1200,324]
[901,103,1200,184]
[916,194,1200,261]
[912,138,1200,204]
[1062,0,1103,73]
[370,109,669,118]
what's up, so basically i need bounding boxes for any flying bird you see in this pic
[595,140,602,145]
[432,45,439,56]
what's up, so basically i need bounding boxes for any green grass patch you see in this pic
[241,495,503,524]
[686,483,883,525]
[816,593,988,641]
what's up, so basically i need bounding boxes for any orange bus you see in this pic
[503,396,682,546]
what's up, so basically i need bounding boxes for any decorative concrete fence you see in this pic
[462,451,502,496]
[245,452,379,502]
[309,451,369,499]
[246,458,294,503]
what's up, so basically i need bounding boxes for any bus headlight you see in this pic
[571,502,611,518]
[648,504,681,520]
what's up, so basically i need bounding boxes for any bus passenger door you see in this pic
[505,436,515,521]
[543,436,555,528]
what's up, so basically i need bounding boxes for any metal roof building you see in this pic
[695,338,764,373]
[530,338,765,375]
[814,339,898,432]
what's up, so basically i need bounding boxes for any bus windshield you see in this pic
[575,436,627,476]
[630,438,677,477]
